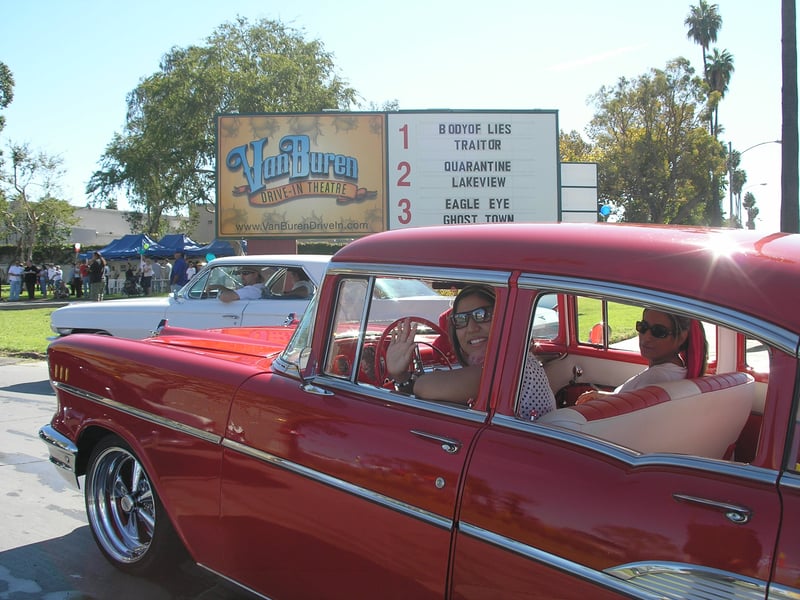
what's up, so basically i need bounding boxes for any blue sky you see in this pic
[0,0,789,230]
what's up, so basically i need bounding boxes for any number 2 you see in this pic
[396,161,411,187]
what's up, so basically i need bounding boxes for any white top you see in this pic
[615,362,687,393]
[228,283,264,301]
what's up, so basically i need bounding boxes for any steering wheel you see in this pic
[373,316,455,387]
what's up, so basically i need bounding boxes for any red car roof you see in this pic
[333,223,800,332]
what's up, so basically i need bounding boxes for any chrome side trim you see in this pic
[52,381,223,446]
[608,561,767,600]
[767,581,800,599]
[778,470,800,491]
[38,424,80,488]
[223,439,453,531]
[518,273,798,356]
[458,522,664,599]
[492,414,780,485]
[313,376,489,424]
[461,522,774,600]
[196,563,274,600]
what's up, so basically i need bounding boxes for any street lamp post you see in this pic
[728,140,782,227]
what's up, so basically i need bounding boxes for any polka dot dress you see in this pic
[517,354,556,421]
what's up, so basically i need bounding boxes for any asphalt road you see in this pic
[0,358,249,600]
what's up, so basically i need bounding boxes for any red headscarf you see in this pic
[681,319,707,378]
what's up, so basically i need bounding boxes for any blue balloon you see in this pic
[206,253,216,262]
[599,205,611,217]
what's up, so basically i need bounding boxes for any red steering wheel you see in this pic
[374,316,455,386]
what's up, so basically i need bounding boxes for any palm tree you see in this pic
[685,1,723,85]
[706,48,735,138]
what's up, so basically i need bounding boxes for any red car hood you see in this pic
[143,323,297,365]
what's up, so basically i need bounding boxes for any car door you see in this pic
[215,274,502,599]
[163,264,249,328]
[766,349,800,597]
[238,267,314,326]
[451,285,786,599]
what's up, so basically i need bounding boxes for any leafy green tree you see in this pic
[587,58,726,225]
[0,60,13,135]
[0,143,76,259]
[88,17,358,233]
[559,130,597,162]
[0,61,14,180]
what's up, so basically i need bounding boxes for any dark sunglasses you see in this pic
[238,269,257,276]
[451,306,493,329]
[635,320,674,339]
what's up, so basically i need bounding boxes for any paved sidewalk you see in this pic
[0,298,78,310]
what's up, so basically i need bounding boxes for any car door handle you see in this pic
[410,430,462,454]
[221,314,240,319]
[673,493,753,524]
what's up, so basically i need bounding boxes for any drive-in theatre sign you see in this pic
[216,110,560,239]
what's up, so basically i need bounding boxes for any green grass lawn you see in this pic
[0,307,55,359]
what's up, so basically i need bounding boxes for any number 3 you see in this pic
[397,199,412,225]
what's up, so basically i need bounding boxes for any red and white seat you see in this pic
[537,372,754,459]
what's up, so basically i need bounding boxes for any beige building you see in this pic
[71,207,215,247]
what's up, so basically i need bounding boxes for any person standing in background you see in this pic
[141,257,154,296]
[89,252,106,301]
[170,251,188,294]
[23,260,39,301]
[69,263,82,297]
[80,259,90,296]
[8,260,23,301]
[39,265,49,297]
[185,260,197,281]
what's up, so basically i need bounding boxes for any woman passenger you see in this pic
[577,308,708,403]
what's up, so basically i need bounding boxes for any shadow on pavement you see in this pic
[0,526,249,599]
[1,380,54,396]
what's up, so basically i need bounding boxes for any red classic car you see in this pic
[40,223,800,599]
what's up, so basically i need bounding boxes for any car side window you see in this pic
[185,266,242,300]
[576,296,640,351]
[323,278,369,379]
[322,275,458,395]
[262,267,316,299]
[530,293,559,341]
[745,336,770,374]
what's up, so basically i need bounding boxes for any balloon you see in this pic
[599,205,611,217]
[206,253,216,262]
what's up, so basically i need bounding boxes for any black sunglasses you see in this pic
[451,306,493,329]
[635,320,674,339]
[238,269,257,275]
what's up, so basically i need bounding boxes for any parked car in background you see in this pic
[40,223,800,599]
[48,255,331,339]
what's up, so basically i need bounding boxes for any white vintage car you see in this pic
[49,255,331,339]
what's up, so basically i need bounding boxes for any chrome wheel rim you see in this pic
[86,446,156,564]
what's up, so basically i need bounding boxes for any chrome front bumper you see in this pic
[39,424,80,488]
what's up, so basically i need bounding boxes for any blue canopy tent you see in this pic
[185,239,237,259]
[96,234,171,260]
[156,234,203,255]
